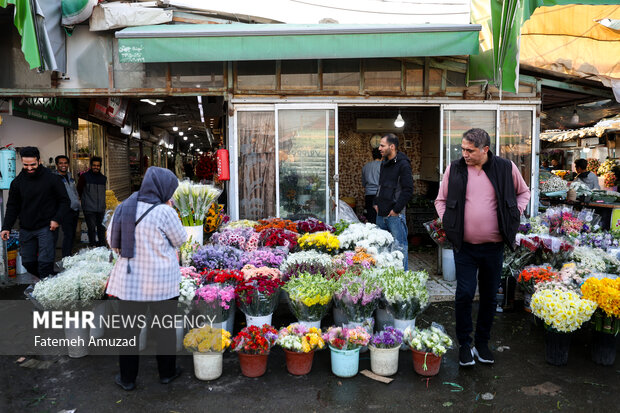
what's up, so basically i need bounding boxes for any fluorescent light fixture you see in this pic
[159,113,174,116]
[197,96,205,124]
[140,98,164,105]
[394,111,405,128]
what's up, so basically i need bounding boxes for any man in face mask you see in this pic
[1,147,70,278]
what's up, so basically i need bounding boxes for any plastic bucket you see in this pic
[284,350,314,375]
[245,313,273,328]
[329,346,361,378]
[193,352,224,380]
[442,248,456,281]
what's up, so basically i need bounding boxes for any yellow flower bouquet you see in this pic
[531,289,597,333]
[183,325,232,353]
[283,272,337,323]
[298,231,340,254]
[276,323,325,353]
[581,277,620,334]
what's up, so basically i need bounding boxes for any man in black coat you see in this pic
[1,146,70,278]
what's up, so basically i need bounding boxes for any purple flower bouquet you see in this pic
[191,245,244,271]
[333,275,383,322]
[370,326,404,349]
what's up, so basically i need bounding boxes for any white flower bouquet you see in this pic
[337,223,394,250]
[61,246,114,270]
[403,324,453,357]
[279,250,334,274]
[379,268,430,320]
[172,180,221,226]
[531,288,597,332]
[32,267,110,310]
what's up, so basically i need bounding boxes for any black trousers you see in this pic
[115,298,178,383]
[364,195,377,224]
[84,211,106,246]
[53,209,79,257]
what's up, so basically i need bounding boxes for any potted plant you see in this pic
[283,272,336,329]
[531,288,597,365]
[276,323,325,375]
[231,325,278,377]
[580,277,620,365]
[322,326,370,378]
[183,326,231,380]
[403,324,453,376]
[368,326,403,376]
[235,275,284,327]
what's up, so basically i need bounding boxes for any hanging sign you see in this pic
[12,98,77,129]
[89,97,129,127]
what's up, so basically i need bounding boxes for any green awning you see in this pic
[116,24,481,63]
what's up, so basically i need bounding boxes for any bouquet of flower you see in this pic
[603,172,616,188]
[403,324,453,357]
[192,245,244,271]
[280,250,333,275]
[179,277,198,310]
[284,272,337,322]
[298,231,340,254]
[587,158,600,175]
[597,159,618,176]
[241,264,282,281]
[333,220,350,236]
[560,211,586,237]
[200,269,244,286]
[204,203,225,237]
[337,223,394,251]
[296,217,334,234]
[534,263,585,294]
[573,246,620,273]
[183,326,231,353]
[277,323,325,353]
[333,274,383,322]
[225,219,260,229]
[581,277,620,334]
[552,170,570,179]
[32,266,110,310]
[531,289,597,332]
[540,174,568,193]
[379,268,430,320]
[211,226,261,252]
[517,265,557,294]
[369,326,403,349]
[373,250,405,269]
[576,232,620,251]
[195,153,217,181]
[61,247,114,270]
[569,180,593,197]
[231,325,278,355]
[173,180,221,226]
[235,276,285,317]
[322,326,371,350]
[424,218,452,249]
[180,239,201,266]
[255,218,298,233]
[240,248,287,268]
[260,227,298,249]
[194,284,236,322]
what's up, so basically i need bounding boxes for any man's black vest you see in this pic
[443,151,521,252]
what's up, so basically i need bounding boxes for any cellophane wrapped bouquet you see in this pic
[283,272,337,322]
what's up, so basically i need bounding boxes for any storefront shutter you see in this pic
[107,136,131,201]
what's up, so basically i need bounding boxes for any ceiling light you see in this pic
[190,143,194,147]
[571,109,580,125]
[140,98,164,105]
[172,125,178,131]
[394,111,405,128]
[187,127,192,131]
[183,136,188,141]
[159,113,174,116]
[179,131,184,136]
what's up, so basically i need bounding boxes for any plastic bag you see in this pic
[337,200,360,223]
[424,218,452,249]
[285,292,332,322]
[102,209,114,229]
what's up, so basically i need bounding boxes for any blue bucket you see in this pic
[329,346,361,378]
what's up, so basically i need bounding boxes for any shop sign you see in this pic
[12,98,77,129]
[89,97,129,128]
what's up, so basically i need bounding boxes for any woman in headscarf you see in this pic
[107,167,187,391]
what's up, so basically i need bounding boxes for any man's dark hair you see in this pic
[575,158,588,171]
[371,148,381,160]
[55,155,69,164]
[20,146,40,160]
[90,156,102,166]
[462,128,491,149]
[382,133,399,150]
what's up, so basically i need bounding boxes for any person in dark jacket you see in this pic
[0,146,70,278]
[53,155,81,257]
[435,128,530,367]
[373,133,414,270]
[77,156,107,246]
[362,148,382,224]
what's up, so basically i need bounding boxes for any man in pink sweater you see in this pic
[435,128,530,367]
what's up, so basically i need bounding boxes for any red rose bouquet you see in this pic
[201,269,244,286]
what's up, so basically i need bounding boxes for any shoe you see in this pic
[459,345,475,366]
[160,367,183,384]
[473,344,495,364]
[115,374,135,391]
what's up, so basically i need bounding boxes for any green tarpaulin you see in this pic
[1,0,40,70]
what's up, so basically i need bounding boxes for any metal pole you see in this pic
[0,191,8,285]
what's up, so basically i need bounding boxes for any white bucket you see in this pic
[184,225,204,246]
[245,313,273,328]
[64,326,89,358]
[442,248,456,282]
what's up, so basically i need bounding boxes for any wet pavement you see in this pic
[0,281,618,413]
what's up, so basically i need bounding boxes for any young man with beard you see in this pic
[1,147,70,278]
[77,156,107,246]
[54,155,81,257]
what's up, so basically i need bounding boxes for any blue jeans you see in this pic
[453,242,504,347]
[376,214,408,270]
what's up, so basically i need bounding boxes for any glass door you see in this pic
[276,105,337,223]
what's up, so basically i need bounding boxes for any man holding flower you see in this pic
[435,128,530,367]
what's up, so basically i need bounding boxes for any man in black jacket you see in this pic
[1,147,70,278]
[373,133,414,270]
[77,156,107,246]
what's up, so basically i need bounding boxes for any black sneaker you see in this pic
[473,344,495,364]
[160,367,183,384]
[114,374,135,391]
[459,345,475,366]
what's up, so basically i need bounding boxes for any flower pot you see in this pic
[369,345,400,376]
[441,248,456,282]
[523,292,532,313]
[544,329,571,366]
[64,326,89,358]
[193,352,224,380]
[375,308,394,332]
[89,301,107,339]
[411,349,442,376]
[297,320,321,330]
[184,225,204,246]
[329,346,361,378]
[284,350,315,375]
[394,318,416,350]
[590,330,617,366]
[238,352,269,377]
[245,313,273,328]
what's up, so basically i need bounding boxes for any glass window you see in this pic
[71,119,104,175]
[500,110,532,187]
[236,61,276,90]
[364,59,401,92]
[405,62,423,94]
[170,62,225,88]
[237,111,276,220]
[281,60,318,90]
[443,110,496,171]
[322,59,360,91]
